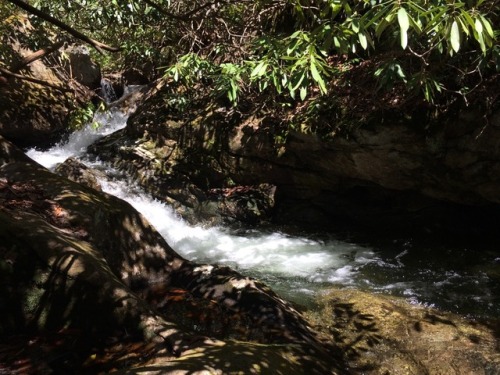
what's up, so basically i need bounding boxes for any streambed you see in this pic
[26,109,500,319]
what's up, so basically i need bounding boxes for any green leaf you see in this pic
[300,86,307,100]
[456,16,470,36]
[352,19,360,33]
[311,60,327,94]
[397,8,410,49]
[459,9,475,30]
[400,29,408,50]
[409,13,422,34]
[358,33,368,50]
[290,72,306,91]
[450,20,460,53]
[310,61,322,83]
[331,3,342,17]
[479,15,494,39]
[287,39,300,55]
[229,80,239,103]
[477,32,486,54]
[475,18,483,34]
[251,61,267,78]
[281,75,288,87]
[397,8,410,32]
[395,64,406,80]
[333,36,341,48]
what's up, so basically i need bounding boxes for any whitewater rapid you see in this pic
[26,108,499,315]
[26,109,377,304]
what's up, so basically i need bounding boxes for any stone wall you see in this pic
[89,82,500,234]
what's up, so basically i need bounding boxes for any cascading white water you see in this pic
[25,108,500,315]
[26,111,129,170]
[100,78,118,103]
[25,108,377,304]
[99,172,377,300]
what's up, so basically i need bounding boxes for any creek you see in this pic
[26,109,500,319]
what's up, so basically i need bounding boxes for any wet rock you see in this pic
[202,183,277,225]
[55,157,103,191]
[100,75,124,103]
[61,45,101,89]
[0,67,73,148]
[122,67,150,85]
[107,80,164,115]
[88,81,500,235]
[0,42,96,148]
[307,288,500,374]
[0,134,341,374]
[88,99,278,226]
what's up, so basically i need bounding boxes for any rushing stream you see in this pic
[26,109,500,319]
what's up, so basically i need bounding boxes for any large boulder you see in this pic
[307,288,500,374]
[89,80,500,234]
[0,41,98,148]
[61,45,101,90]
[0,134,341,373]
[0,70,74,148]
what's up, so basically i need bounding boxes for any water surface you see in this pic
[26,109,500,318]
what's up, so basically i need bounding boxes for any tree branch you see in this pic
[6,0,120,54]
[143,0,233,21]
[0,67,73,92]
[143,0,188,21]
[10,39,66,73]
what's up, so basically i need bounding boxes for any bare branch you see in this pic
[10,39,66,73]
[6,0,120,54]
[143,0,249,22]
[0,67,72,92]
[143,0,189,21]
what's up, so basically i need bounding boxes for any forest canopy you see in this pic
[1,0,499,107]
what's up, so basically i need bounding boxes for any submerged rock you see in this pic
[55,157,103,191]
[307,288,500,374]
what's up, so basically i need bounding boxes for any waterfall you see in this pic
[100,78,118,103]
[25,108,377,305]
[24,108,500,315]
[26,110,128,170]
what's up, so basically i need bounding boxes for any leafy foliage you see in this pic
[68,101,106,130]
[159,0,499,106]
[2,0,499,116]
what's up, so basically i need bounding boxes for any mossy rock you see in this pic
[307,288,500,374]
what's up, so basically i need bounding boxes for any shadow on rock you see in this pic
[307,288,500,374]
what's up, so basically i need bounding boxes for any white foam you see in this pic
[25,108,378,294]
[26,110,127,170]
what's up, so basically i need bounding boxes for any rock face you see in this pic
[55,156,103,191]
[89,81,500,233]
[307,288,500,374]
[88,88,279,225]
[0,70,74,148]
[0,135,341,374]
[0,42,99,148]
[62,45,101,90]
